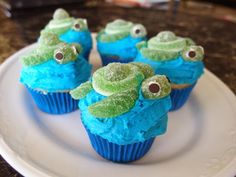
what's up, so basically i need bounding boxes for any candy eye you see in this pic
[186,50,196,59]
[72,19,87,31]
[53,44,78,64]
[54,51,64,63]
[131,24,147,38]
[74,23,81,30]
[182,46,204,62]
[135,28,140,34]
[148,82,161,95]
[142,75,171,99]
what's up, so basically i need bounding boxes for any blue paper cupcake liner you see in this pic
[100,55,133,66]
[85,128,155,163]
[170,83,196,111]
[27,87,78,114]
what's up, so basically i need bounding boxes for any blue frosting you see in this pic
[97,35,145,61]
[60,30,92,58]
[79,90,171,145]
[20,56,92,92]
[135,52,204,85]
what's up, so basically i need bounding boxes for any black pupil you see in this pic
[149,83,160,93]
[135,29,140,34]
[189,51,196,58]
[75,23,80,29]
[55,52,63,60]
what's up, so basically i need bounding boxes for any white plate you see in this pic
[0,42,236,177]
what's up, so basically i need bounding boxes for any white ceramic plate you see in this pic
[0,42,236,177]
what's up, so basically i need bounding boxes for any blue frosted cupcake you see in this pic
[70,63,171,162]
[41,8,92,60]
[20,33,92,114]
[135,31,204,111]
[97,19,147,65]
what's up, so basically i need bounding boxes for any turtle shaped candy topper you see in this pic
[70,62,171,118]
[41,8,92,60]
[20,32,82,67]
[135,31,204,85]
[136,31,204,62]
[97,19,147,42]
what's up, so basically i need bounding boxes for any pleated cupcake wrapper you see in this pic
[170,83,196,111]
[27,87,78,114]
[85,128,155,163]
[100,55,134,66]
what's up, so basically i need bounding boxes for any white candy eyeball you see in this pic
[131,24,147,38]
[54,51,64,63]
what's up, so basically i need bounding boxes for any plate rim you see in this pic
[0,43,236,177]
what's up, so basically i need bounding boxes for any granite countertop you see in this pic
[0,2,236,177]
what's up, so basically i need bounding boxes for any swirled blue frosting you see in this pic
[60,30,93,59]
[97,35,145,61]
[135,53,204,85]
[79,90,171,145]
[20,56,92,92]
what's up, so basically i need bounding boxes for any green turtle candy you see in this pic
[70,62,171,118]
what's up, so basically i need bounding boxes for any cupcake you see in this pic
[70,62,171,162]
[41,8,92,60]
[20,33,92,114]
[135,31,204,111]
[97,19,147,65]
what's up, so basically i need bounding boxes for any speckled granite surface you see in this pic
[0,3,235,177]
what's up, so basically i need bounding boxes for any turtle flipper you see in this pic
[88,89,138,118]
[20,52,50,67]
[136,41,147,50]
[70,81,93,100]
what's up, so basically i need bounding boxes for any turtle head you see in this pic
[72,18,88,32]
[53,43,81,64]
[141,75,171,100]
[181,45,204,62]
